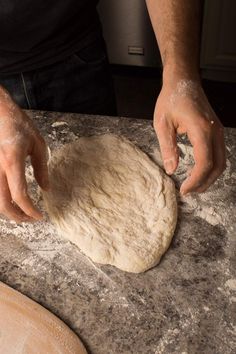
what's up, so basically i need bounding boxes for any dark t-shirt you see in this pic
[0,0,101,73]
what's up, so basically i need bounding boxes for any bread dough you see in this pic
[43,134,177,273]
[0,282,87,354]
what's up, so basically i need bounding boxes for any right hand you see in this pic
[0,87,49,223]
[153,76,226,195]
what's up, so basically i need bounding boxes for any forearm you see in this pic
[145,0,202,83]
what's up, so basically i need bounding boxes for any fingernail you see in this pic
[180,183,187,196]
[37,211,43,219]
[22,215,35,223]
[164,160,174,175]
[180,184,192,196]
[23,217,35,223]
[180,189,187,196]
[34,215,43,222]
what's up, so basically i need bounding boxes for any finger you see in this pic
[180,124,214,195]
[2,201,34,223]
[0,171,33,223]
[155,114,179,175]
[194,124,226,192]
[5,157,43,220]
[31,136,50,191]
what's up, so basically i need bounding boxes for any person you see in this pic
[0,0,226,223]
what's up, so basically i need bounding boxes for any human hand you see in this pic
[153,78,226,195]
[0,87,49,223]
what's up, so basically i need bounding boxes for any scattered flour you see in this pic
[51,121,68,128]
[0,163,63,263]
[176,142,233,227]
[225,279,236,292]
[170,80,200,107]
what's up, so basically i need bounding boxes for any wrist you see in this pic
[162,62,201,87]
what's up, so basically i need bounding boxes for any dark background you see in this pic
[111,65,236,128]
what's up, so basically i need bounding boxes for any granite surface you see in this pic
[0,111,235,354]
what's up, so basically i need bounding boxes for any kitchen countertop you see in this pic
[0,111,235,354]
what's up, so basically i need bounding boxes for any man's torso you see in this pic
[0,0,101,73]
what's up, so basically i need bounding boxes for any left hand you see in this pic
[153,78,226,194]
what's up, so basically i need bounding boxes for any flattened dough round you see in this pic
[43,134,177,273]
[0,282,87,354]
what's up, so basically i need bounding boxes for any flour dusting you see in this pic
[173,142,233,227]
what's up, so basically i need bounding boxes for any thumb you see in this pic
[31,138,50,191]
[155,114,179,175]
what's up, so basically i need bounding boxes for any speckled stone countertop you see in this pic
[0,111,235,354]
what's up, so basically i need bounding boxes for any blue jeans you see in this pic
[0,38,117,116]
